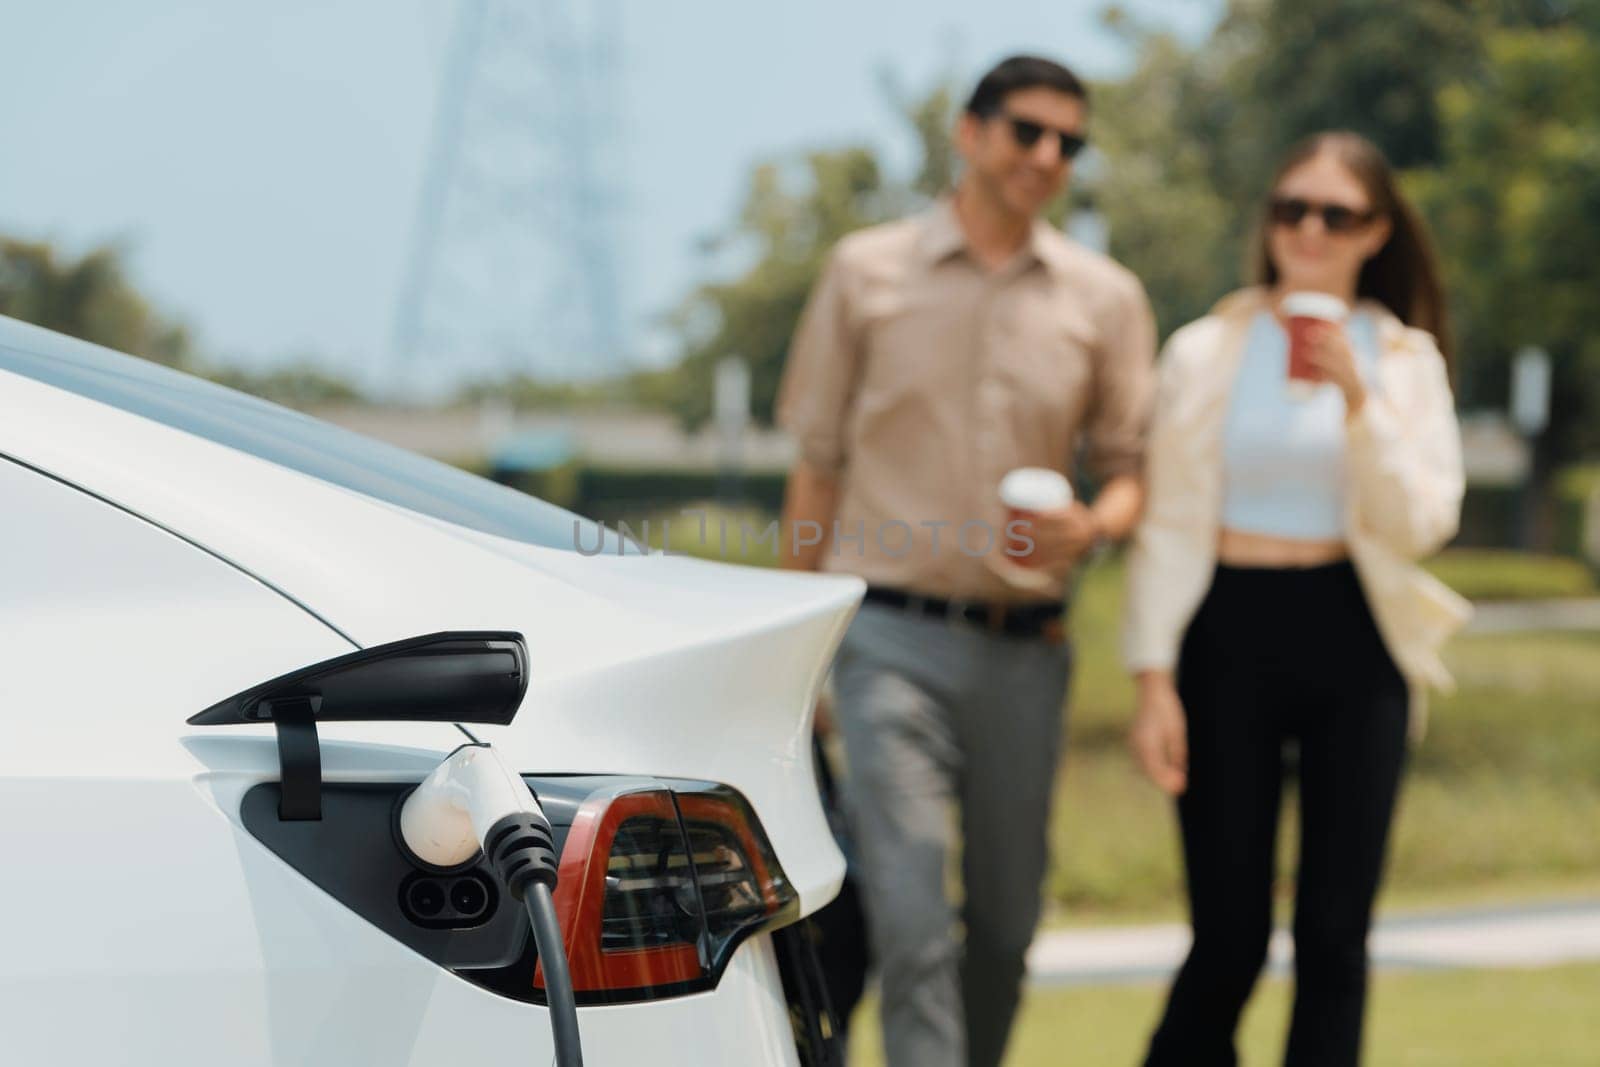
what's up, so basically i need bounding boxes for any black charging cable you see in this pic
[485,809,583,1067]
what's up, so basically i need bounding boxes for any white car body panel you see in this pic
[0,314,859,1064]
[4,764,798,1064]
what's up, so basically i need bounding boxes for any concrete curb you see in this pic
[1027,899,1600,986]
[1464,598,1600,634]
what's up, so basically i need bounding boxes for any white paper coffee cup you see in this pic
[1280,291,1349,323]
[999,468,1072,568]
[999,467,1074,511]
[1281,292,1349,399]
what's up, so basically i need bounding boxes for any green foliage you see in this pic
[878,71,961,202]
[665,147,892,430]
[1088,0,1482,338]
[1556,463,1600,500]
[1408,21,1600,460]
[1087,27,1242,335]
[0,238,193,367]
[1238,0,1480,171]
[663,68,971,432]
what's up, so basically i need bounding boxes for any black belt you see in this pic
[863,586,1066,642]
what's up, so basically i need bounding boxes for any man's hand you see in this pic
[1130,671,1188,796]
[1015,503,1103,577]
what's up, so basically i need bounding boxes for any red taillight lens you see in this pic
[677,789,790,966]
[538,783,798,1004]
[601,813,701,952]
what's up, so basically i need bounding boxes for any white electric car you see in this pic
[0,313,861,1066]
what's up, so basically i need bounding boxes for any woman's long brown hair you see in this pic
[1253,131,1453,368]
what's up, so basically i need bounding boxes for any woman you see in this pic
[1124,131,1472,1066]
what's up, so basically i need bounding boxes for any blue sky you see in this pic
[0,0,1221,389]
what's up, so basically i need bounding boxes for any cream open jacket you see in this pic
[1123,288,1473,736]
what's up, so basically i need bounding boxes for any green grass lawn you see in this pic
[1423,549,1596,602]
[846,963,1600,1066]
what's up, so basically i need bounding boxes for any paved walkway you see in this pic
[1464,598,1600,634]
[1027,899,1600,986]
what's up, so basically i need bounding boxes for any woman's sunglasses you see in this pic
[1269,196,1379,234]
[1001,114,1088,161]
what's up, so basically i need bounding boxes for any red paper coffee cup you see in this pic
[999,467,1073,566]
[1282,291,1348,393]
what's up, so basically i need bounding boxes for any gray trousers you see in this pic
[832,602,1072,1067]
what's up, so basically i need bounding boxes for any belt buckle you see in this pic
[944,598,971,629]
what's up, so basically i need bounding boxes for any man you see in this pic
[776,55,1156,1067]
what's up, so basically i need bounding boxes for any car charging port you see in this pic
[408,878,446,918]
[450,875,490,920]
[400,871,498,929]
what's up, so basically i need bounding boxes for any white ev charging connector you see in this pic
[400,744,583,1067]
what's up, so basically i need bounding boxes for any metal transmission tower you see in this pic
[393,0,627,395]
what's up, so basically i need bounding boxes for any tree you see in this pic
[0,238,193,367]
[1238,0,1481,172]
[665,147,891,430]
[1409,17,1600,462]
[1086,0,1489,337]
[1087,20,1245,336]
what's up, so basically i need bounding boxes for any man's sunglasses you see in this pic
[1268,196,1379,234]
[999,114,1087,161]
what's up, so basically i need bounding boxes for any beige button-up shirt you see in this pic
[777,200,1156,602]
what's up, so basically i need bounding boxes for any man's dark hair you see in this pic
[964,54,1088,117]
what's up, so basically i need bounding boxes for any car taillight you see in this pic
[539,783,798,1004]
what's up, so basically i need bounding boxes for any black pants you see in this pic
[1144,562,1409,1067]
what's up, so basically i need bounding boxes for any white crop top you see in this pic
[1221,310,1380,540]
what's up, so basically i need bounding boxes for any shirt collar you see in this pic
[917,198,1069,278]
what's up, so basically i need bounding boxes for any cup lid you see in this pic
[1281,291,1349,321]
[999,467,1074,510]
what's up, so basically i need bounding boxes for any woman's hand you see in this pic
[1304,321,1368,416]
[1130,671,1188,796]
